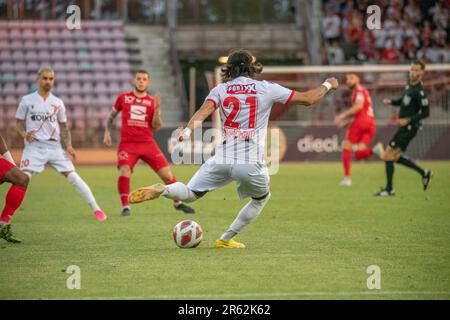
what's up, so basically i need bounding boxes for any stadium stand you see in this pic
[0,20,131,141]
[322,0,450,65]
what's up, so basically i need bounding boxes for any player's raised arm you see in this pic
[104,109,119,147]
[151,93,162,132]
[288,77,339,106]
[178,100,216,142]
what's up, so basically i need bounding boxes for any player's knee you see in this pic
[343,142,352,150]
[252,192,271,204]
[13,169,29,188]
[191,190,207,200]
[358,144,367,151]
[119,166,131,177]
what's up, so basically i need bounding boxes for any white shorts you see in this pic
[20,141,75,174]
[187,156,270,200]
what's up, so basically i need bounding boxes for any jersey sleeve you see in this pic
[113,94,123,112]
[355,91,365,104]
[410,88,430,123]
[15,98,28,120]
[267,82,294,106]
[57,100,67,123]
[204,86,220,109]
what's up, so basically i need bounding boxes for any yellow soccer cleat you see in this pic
[129,183,166,204]
[215,238,246,249]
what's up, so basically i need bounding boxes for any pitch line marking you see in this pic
[46,291,450,300]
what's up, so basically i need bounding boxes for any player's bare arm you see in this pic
[178,100,216,142]
[151,93,162,132]
[104,109,119,147]
[15,119,36,143]
[0,134,8,155]
[289,77,339,106]
[60,122,76,161]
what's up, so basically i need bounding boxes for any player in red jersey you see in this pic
[335,73,381,186]
[0,134,29,243]
[104,70,195,216]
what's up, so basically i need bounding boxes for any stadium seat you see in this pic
[2,83,16,95]
[0,20,133,131]
[0,40,10,50]
[10,40,23,50]
[14,62,27,72]
[15,83,29,96]
[34,28,48,40]
[0,51,12,61]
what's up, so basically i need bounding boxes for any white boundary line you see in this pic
[42,291,450,300]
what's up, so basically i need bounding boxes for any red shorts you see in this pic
[346,121,376,146]
[118,141,170,172]
[0,156,16,182]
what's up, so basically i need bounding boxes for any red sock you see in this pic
[355,149,373,160]
[165,177,181,204]
[1,185,27,223]
[343,149,351,177]
[118,176,130,207]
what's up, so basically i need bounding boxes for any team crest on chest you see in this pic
[403,95,411,106]
[125,95,135,104]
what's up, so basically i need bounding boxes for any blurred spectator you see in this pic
[327,40,345,64]
[322,9,342,42]
[322,0,450,64]
[358,29,376,60]
[429,1,449,29]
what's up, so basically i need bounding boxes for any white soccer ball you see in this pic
[173,220,203,248]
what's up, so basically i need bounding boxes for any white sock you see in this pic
[67,172,101,212]
[162,182,198,203]
[3,151,15,165]
[220,193,271,241]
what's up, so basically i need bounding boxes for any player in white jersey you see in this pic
[15,67,107,221]
[129,49,338,248]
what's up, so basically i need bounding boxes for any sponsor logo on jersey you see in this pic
[130,105,147,121]
[30,112,57,122]
[118,151,129,160]
[226,83,257,95]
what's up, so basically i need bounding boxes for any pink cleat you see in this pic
[94,210,107,221]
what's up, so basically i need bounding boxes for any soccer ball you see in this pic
[173,220,203,248]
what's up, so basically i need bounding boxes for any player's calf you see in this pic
[219,192,271,243]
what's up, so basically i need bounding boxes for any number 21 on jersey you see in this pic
[222,96,257,129]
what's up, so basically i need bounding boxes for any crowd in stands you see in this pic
[322,0,450,64]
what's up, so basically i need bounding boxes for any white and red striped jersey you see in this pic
[205,76,293,163]
[16,91,67,145]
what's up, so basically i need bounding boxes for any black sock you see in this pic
[397,155,425,176]
[385,161,394,191]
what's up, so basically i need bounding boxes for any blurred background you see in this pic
[0,0,449,163]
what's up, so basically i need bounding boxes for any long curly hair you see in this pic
[221,49,263,82]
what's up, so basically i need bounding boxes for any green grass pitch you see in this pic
[0,161,449,300]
